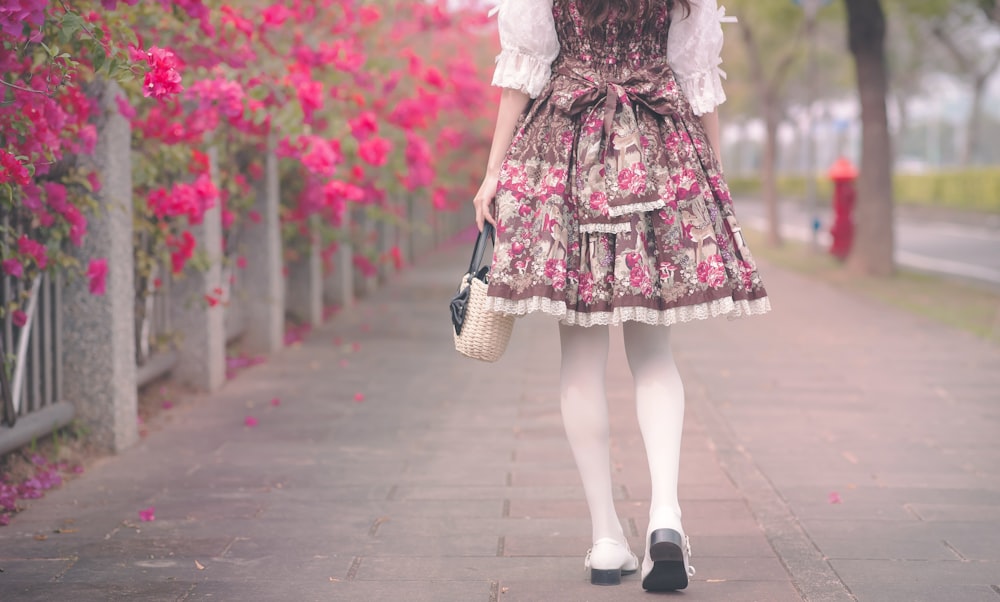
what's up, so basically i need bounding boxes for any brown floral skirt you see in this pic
[486,58,770,327]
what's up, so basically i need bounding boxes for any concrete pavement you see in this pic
[1,230,999,601]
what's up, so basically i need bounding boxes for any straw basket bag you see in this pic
[449,223,515,362]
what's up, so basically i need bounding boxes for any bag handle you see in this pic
[466,222,495,276]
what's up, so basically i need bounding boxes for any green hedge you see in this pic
[894,169,1000,213]
[727,169,1000,213]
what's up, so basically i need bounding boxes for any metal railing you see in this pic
[0,273,75,456]
[135,263,179,388]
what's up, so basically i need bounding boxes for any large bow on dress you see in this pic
[552,60,689,234]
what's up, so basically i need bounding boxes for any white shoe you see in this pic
[584,537,640,585]
[641,528,696,591]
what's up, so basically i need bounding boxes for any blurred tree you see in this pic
[929,5,1000,164]
[845,0,894,276]
[889,0,1000,165]
[725,0,808,246]
[884,6,938,161]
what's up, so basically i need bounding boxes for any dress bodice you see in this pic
[491,0,734,115]
[551,0,675,74]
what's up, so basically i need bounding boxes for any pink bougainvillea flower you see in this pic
[353,393,365,403]
[189,149,209,174]
[162,401,174,410]
[295,78,324,121]
[300,136,342,176]
[87,258,107,295]
[270,397,281,406]
[358,5,381,25]
[353,255,377,278]
[389,245,403,271]
[262,4,292,27]
[11,310,28,328]
[86,171,102,193]
[423,66,445,89]
[2,258,23,279]
[139,506,155,522]
[143,47,183,99]
[205,295,219,307]
[244,416,258,427]
[236,256,247,269]
[0,0,45,37]
[358,137,392,167]
[431,187,449,210]
[348,111,378,141]
[17,234,48,270]
[0,150,31,186]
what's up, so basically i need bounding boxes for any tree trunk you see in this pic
[893,93,909,163]
[966,76,987,165]
[761,108,783,246]
[845,0,894,277]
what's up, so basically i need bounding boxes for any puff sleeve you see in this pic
[666,0,737,116]
[491,0,560,98]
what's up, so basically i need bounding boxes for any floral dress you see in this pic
[485,0,770,326]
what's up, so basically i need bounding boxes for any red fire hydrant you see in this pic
[828,157,857,261]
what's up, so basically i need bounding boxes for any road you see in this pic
[735,198,1000,288]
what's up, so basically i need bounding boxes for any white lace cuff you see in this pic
[492,48,554,98]
[675,66,727,116]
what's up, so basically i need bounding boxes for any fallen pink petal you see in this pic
[139,507,155,522]
[828,492,842,504]
[162,401,173,410]
[245,416,258,427]
[353,393,365,403]
[87,258,108,296]
[270,397,281,406]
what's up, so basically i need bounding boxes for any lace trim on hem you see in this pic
[493,49,553,99]
[579,222,633,234]
[486,294,771,327]
[606,199,666,217]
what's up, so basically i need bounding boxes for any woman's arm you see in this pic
[699,109,723,167]
[474,88,531,230]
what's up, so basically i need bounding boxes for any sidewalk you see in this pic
[1,232,999,601]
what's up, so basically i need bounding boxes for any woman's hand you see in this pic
[473,174,499,231]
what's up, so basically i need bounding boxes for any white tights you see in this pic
[559,322,685,545]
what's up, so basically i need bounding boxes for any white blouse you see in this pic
[490,0,736,116]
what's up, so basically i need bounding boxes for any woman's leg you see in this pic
[623,322,690,590]
[558,323,625,545]
[622,322,685,528]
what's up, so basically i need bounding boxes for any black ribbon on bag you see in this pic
[449,223,496,336]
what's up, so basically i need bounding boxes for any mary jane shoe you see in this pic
[584,537,639,585]
[641,528,696,591]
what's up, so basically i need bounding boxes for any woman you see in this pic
[472,0,770,591]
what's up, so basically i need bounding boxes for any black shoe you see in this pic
[641,528,694,591]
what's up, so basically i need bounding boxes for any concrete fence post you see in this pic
[242,138,285,353]
[168,146,226,392]
[287,218,323,327]
[61,80,138,453]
